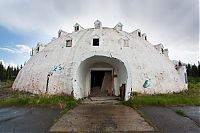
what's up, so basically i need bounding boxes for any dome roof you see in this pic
[12,21,187,100]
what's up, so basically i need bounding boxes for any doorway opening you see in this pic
[90,70,113,97]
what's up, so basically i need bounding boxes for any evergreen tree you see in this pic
[186,64,191,76]
[198,61,200,77]
[191,64,198,77]
[0,62,20,81]
[0,62,6,81]
[20,64,23,70]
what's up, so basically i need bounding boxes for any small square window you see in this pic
[66,40,72,47]
[75,26,79,31]
[93,38,99,46]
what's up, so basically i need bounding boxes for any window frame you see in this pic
[75,26,79,32]
[93,38,99,46]
[66,40,72,47]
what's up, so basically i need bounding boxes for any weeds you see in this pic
[0,92,80,109]
[0,80,13,89]
[0,80,80,109]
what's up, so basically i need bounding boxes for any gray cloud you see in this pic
[0,0,198,63]
[118,0,199,63]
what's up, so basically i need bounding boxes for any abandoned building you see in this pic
[12,20,188,100]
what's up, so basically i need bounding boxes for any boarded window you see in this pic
[66,40,72,47]
[93,38,99,46]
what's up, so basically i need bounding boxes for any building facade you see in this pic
[12,20,188,100]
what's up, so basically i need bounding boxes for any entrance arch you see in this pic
[74,55,130,100]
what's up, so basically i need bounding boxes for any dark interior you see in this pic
[91,70,105,88]
[93,39,99,46]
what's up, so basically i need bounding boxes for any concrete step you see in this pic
[90,96,120,101]
[82,96,121,104]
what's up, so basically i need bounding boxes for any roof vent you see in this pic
[131,29,141,37]
[94,20,102,29]
[142,33,147,40]
[114,22,123,31]
[58,30,68,37]
[73,23,83,32]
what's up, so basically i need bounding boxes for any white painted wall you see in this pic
[176,66,188,85]
[13,23,187,101]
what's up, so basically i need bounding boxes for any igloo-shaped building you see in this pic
[12,20,188,100]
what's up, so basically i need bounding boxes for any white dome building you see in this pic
[12,20,188,100]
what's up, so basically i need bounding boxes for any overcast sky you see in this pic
[0,0,199,67]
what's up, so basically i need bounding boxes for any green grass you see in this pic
[175,109,187,117]
[0,80,80,109]
[124,77,200,107]
[1,77,200,108]
[0,93,79,108]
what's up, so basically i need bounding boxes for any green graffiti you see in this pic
[143,79,150,88]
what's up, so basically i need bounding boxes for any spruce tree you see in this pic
[198,61,200,77]
[191,64,198,77]
[186,64,191,76]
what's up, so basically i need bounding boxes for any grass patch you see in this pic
[124,95,200,107]
[0,93,80,109]
[175,109,187,117]
[0,80,13,89]
[0,80,80,109]
[124,77,200,107]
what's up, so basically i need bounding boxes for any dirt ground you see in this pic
[50,104,154,132]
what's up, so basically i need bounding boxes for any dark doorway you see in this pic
[91,71,105,88]
[90,70,112,97]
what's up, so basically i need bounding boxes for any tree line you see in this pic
[0,61,22,81]
[186,62,200,77]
